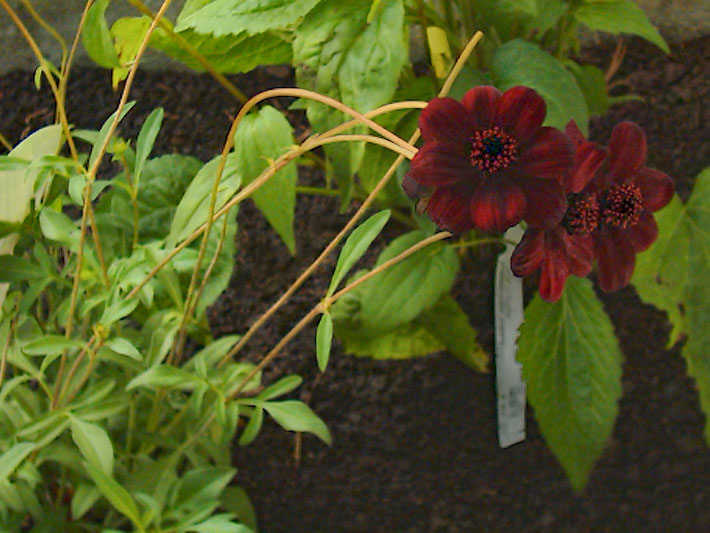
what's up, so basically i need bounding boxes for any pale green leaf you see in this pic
[176,0,321,35]
[127,364,205,391]
[23,335,83,355]
[491,39,589,134]
[337,317,444,359]
[110,16,151,86]
[263,400,331,445]
[0,443,36,483]
[233,106,297,253]
[70,417,114,475]
[518,277,622,491]
[316,312,333,371]
[39,208,79,247]
[574,0,669,53]
[258,375,302,400]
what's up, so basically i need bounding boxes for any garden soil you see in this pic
[2,36,709,532]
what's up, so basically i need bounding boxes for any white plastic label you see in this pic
[494,225,526,448]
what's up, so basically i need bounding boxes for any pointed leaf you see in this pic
[238,406,263,446]
[23,335,83,355]
[517,277,622,491]
[233,106,297,253]
[82,0,121,68]
[316,312,333,371]
[326,210,390,297]
[70,417,114,475]
[263,400,331,445]
[127,365,204,391]
[85,462,143,528]
[88,101,136,170]
[258,375,302,400]
[0,443,36,483]
[134,107,164,188]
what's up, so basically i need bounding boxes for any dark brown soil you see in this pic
[2,35,710,532]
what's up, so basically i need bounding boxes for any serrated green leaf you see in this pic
[233,106,297,253]
[263,400,331,445]
[574,0,669,53]
[518,277,622,491]
[316,312,333,371]
[150,23,292,73]
[491,39,589,134]
[421,294,489,372]
[176,0,321,35]
[70,417,114,475]
[126,364,205,391]
[134,107,164,189]
[327,210,390,297]
[85,462,143,529]
[0,443,36,483]
[167,153,241,248]
[82,0,120,68]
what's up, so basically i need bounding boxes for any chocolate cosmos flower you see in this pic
[407,86,573,233]
[510,124,606,301]
[577,121,674,292]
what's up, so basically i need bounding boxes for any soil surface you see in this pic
[2,35,710,532]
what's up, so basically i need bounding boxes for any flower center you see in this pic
[600,183,644,228]
[562,193,599,235]
[470,126,518,173]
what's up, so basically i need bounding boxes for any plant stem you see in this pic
[59,0,92,108]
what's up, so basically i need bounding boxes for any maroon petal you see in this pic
[636,166,674,212]
[470,177,526,232]
[565,129,606,194]
[595,227,636,292]
[426,182,476,234]
[408,141,474,187]
[515,176,566,229]
[461,86,501,130]
[624,211,658,252]
[419,98,473,145]
[607,121,647,185]
[538,228,570,302]
[494,86,546,145]
[565,232,594,277]
[511,227,545,277]
[516,127,574,182]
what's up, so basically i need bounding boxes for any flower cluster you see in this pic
[404,85,674,301]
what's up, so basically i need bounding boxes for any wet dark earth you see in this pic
[2,35,710,532]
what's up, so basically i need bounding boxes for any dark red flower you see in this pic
[571,121,675,292]
[406,86,573,233]
[510,128,605,301]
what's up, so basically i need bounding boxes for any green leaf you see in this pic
[23,335,83,355]
[263,400,332,445]
[188,515,252,533]
[238,406,263,446]
[0,256,46,283]
[39,208,79,247]
[176,0,321,35]
[420,295,489,372]
[316,312,333,371]
[134,107,164,189]
[85,462,143,529]
[104,337,142,360]
[167,153,241,248]
[258,375,303,400]
[233,106,297,254]
[631,194,688,347]
[359,230,459,336]
[70,417,114,475]
[565,61,609,117]
[517,277,622,491]
[82,0,121,68]
[491,39,589,134]
[220,486,258,532]
[327,210,390,297]
[127,365,205,391]
[150,24,292,73]
[0,443,35,483]
[110,16,150,86]
[337,316,444,359]
[88,101,137,170]
[175,466,236,508]
[186,335,241,368]
[574,0,669,53]
[0,156,30,171]
[294,0,407,188]
[71,483,101,520]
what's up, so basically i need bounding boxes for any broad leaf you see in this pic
[233,106,297,254]
[176,0,321,35]
[263,400,332,445]
[574,0,669,53]
[110,16,150,87]
[491,39,589,134]
[565,61,609,117]
[70,417,114,475]
[336,316,444,359]
[517,277,622,490]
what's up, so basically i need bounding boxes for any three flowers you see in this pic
[404,85,674,301]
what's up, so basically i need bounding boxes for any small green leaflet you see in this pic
[517,277,622,491]
[134,107,164,190]
[316,312,333,371]
[262,400,332,445]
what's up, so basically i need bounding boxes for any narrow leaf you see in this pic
[88,101,137,170]
[258,375,303,401]
[85,462,143,528]
[316,312,333,371]
[238,406,264,446]
[23,335,83,355]
[70,417,114,475]
[517,277,622,491]
[126,364,204,391]
[0,442,36,483]
[82,0,121,68]
[263,400,331,445]
[134,107,164,188]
